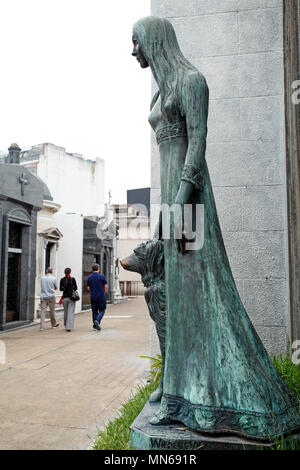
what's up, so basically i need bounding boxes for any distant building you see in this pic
[127,187,150,217]
[20,143,105,216]
[81,213,120,308]
[112,200,150,297]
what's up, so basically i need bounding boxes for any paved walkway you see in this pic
[0,297,150,450]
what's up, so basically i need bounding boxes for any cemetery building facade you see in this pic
[0,142,120,324]
[18,143,118,313]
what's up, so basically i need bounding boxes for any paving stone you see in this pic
[0,298,150,449]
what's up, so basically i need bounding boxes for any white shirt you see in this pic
[40,274,57,298]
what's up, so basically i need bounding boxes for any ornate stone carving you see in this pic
[181,164,204,192]
[156,122,187,145]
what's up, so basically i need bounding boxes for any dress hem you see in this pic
[164,393,300,441]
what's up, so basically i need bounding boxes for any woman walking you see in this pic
[60,267,77,332]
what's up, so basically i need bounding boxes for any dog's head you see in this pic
[120,239,164,286]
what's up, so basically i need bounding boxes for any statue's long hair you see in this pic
[133,16,198,122]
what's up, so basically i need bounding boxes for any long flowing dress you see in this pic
[148,80,300,440]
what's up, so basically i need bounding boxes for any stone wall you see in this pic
[150,0,288,356]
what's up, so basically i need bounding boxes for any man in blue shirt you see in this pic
[87,264,108,331]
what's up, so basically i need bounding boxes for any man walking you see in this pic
[40,267,59,331]
[87,264,108,331]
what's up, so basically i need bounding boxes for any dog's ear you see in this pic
[133,242,147,261]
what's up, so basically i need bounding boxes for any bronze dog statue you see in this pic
[121,239,166,402]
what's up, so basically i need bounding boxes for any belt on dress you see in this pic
[156,122,187,145]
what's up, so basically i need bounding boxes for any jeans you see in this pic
[91,300,106,325]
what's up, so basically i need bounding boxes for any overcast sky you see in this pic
[0,0,151,204]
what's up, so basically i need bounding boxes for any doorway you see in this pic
[45,242,55,272]
[6,222,22,323]
[82,253,100,309]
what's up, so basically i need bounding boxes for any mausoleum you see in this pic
[0,144,50,330]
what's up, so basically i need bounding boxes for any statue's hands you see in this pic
[177,232,188,255]
[174,180,194,255]
[174,198,188,255]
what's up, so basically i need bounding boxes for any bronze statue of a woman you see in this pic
[132,16,300,440]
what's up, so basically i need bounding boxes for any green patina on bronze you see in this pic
[121,239,166,403]
[132,15,300,440]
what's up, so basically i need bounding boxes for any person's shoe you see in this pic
[94,320,101,331]
[52,323,60,328]
[66,329,71,332]
[40,328,44,331]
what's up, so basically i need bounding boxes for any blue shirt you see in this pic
[87,272,107,301]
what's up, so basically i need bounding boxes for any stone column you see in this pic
[1,216,9,323]
[20,223,32,321]
[53,242,59,278]
[283,0,300,345]
[37,236,47,295]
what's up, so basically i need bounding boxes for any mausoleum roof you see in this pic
[8,143,21,150]
[35,175,53,201]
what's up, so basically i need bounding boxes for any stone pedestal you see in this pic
[130,401,295,450]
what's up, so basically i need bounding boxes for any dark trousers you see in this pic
[91,300,106,325]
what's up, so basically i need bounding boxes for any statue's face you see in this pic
[132,34,149,68]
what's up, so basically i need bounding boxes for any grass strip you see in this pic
[93,381,158,450]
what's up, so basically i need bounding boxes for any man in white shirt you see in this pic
[40,267,59,331]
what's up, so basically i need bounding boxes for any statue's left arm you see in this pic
[175,72,209,206]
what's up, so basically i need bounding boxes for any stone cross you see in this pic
[19,173,28,196]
